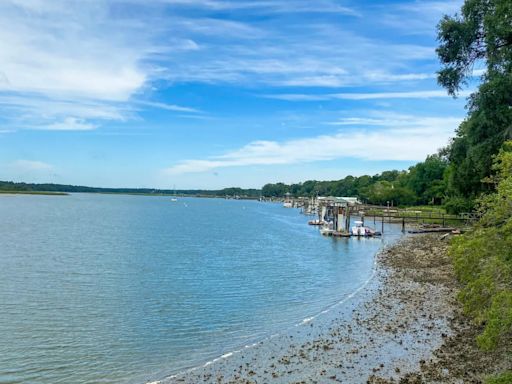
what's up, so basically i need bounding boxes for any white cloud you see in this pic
[0,2,148,101]
[0,94,128,121]
[136,101,201,113]
[45,117,98,131]
[0,1,151,130]
[163,113,462,174]
[331,90,471,100]
[0,0,463,134]
[153,0,360,16]
[265,90,472,101]
[363,71,435,82]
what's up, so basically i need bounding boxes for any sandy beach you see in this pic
[156,234,510,384]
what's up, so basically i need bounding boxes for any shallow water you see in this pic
[0,194,402,383]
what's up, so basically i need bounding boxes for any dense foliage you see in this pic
[262,154,448,207]
[437,0,512,206]
[440,4,512,379]
[450,142,512,352]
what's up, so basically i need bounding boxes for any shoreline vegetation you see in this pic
[0,190,69,196]
[0,181,261,199]
[158,234,511,384]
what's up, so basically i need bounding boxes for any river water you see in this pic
[0,194,401,383]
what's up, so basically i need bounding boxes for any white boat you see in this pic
[320,222,334,236]
[283,202,293,208]
[170,185,178,202]
[351,221,380,237]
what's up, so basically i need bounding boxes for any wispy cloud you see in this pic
[136,101,201,114]
[44,117,98,131]
[264,90,472,101]
[378,0,463,35]
[0,0,465,152]
[0,3,147,101]
[0,0,198,131]
[150,0,361,16]
[163,113,462,174]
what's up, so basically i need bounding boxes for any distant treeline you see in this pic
[262,154,448,208]
[0,181,261,198]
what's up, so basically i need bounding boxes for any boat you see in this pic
[170,185,178,202]
[351,221,381,237]
[283,202,293,208]
[308,219,324,225]
[320,222,335,236]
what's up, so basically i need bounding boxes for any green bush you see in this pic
[485,371,512,384]
[444,196,474,214]
[449,142,512,350]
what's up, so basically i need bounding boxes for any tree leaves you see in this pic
[449,141,512,351]
[437,0,512,203]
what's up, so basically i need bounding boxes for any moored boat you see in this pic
[351,220,381,237]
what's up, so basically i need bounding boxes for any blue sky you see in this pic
[0,0,476,189]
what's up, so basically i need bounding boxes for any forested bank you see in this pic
[0,181,261,199]
[261,154,447,208]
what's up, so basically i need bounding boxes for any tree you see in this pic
[407,154,448,205]
[437,0,512,204]
[437,0,512,95]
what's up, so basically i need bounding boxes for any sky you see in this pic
[0,0,477,189]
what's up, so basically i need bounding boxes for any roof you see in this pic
[317,196,362,205]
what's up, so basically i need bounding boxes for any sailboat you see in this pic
[171,185,178,202]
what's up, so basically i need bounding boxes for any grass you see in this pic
[361,204,474,228]
[485,372,512,384]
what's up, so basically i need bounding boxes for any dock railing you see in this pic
[357,205,480,231]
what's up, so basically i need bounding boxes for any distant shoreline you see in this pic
[0,190,264,200]
[0,190,68,196]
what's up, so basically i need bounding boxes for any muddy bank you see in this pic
[156,235,509,384]
[378,236,512,384]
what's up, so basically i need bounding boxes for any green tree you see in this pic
[437,0,512,204]
[261,182,289,197]
[407,154,448,205]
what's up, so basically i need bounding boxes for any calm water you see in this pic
[0,194,401,383]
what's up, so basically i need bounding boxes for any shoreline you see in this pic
[151,234,510,383]
[147,236,391,384]
[152,234,455,383]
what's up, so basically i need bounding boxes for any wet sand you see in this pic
[155,234,510,383]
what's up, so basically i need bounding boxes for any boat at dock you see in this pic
[319,222,334,236]
[351,221,381,237]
